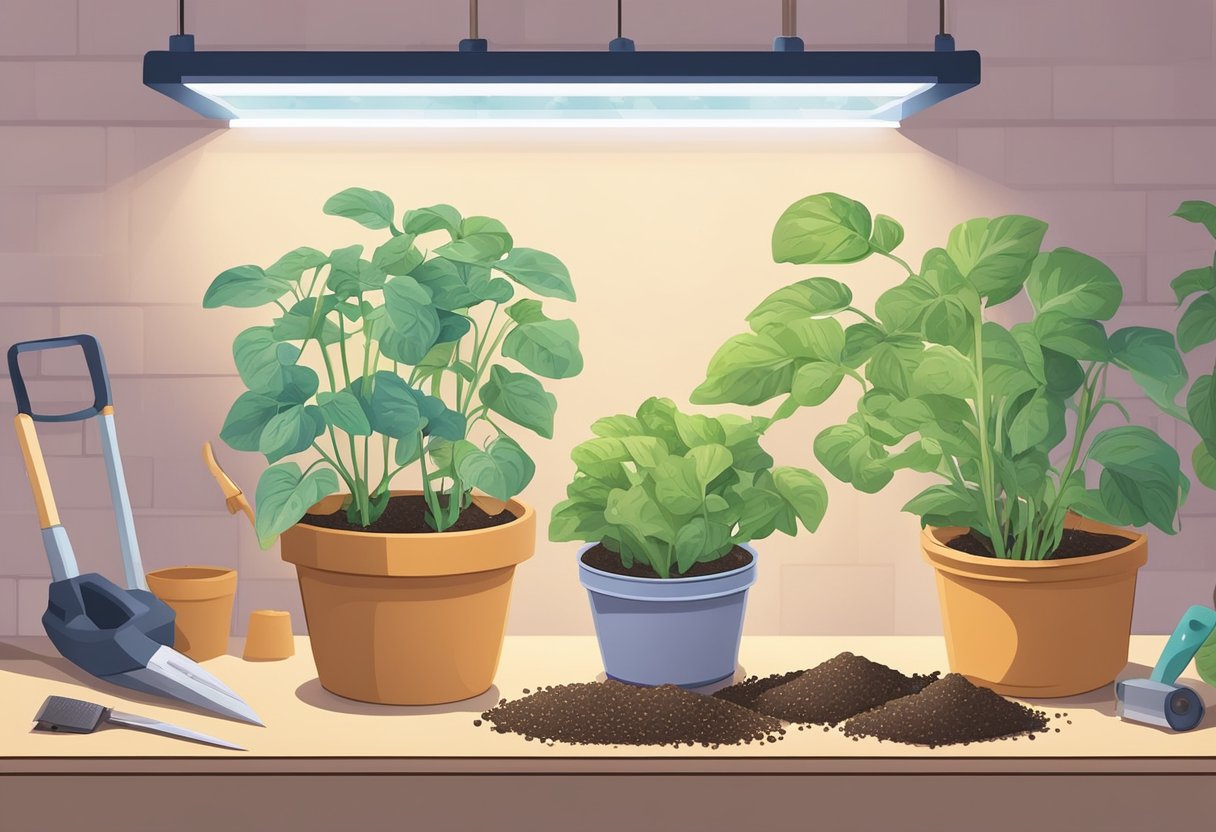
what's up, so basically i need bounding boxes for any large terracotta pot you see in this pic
[280,491,535,705]
[921,515,1146,698]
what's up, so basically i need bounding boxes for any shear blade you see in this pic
[107,645,263,726]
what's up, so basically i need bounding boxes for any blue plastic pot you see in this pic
[577,542,757,688]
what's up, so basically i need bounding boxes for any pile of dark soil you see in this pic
[948,529,1133,560]
[739,652,939,725]
[478,681,785,747]
[301,494,515,534]
[712,669,806,710]
[842,673,1050,747]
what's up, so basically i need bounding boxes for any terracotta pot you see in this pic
[922,515,1147,698]
[145,566,237,662]
[280,491,536,705]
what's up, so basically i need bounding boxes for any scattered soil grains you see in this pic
[748,652,939,726]
[479,681,784,747]
[712,669,806,710]
[842,673,1049,748]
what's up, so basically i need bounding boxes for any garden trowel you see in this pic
[8,335,262,726]
[1116,604,1216,732]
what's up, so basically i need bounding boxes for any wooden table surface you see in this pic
[0,635,1212,773]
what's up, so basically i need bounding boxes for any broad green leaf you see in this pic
[1033,312,1109,362]
[687,444,733,489]
[506,298,548,324]
[746,277,852,330]
[323,187,395,230]
[674,518,710,574]
[269,365,319,406]
[637,397,685,453]
[253,463,339,548]
[946,215,1047,303]
[434,310,472,344]
[902,484,981,522]
[605,485,671,551]
[813,421,892,493]
[258,404,324,463]
[860,391,935,444]
[266,247,328,282]
[220,391,280,452]
[1007,390,1054,455]
[460,216,513,250]
[875,277,936,334]
[233,326,300,392]
[317,390,371,436]
[673,412,727,448]
[1026,248,1122,320]
[913,346,974,398]
[393,430,423,467]
[434,233,509,265]
[453,436,536,502]
[771,192,873,265]
[409,387,467,441]
[372,235,423,276]
[1187,373,1216,450]
[865,338,925,398]
[1042,347,1085,398]
[350,371,423,439]
[402,204,461,237]
[383,275,441,364]
[571,436,667,469]
[654,457,703,515]
[502,318,583,379]
[203,265,292,309]
[869,214,904,252]
[272,297,343,348]
[921,295,974,352]
[771,467,828,533]
[760,318,845,362]
[494,248,575,301]
[1193,442,1216,491]
[1171,266,1216,305]
[1088,425,1186,533]
[549,497,611,545]
[1178,293,1216,352]
[1174,200,1216,238]
[691,332,794,405]
[590,414,645,438]
[479,365,557,439]
[325,245,385,298]
[1109,326,1188,417]
[841,322,886,367]
[1009,323,1047,383]
[791,361,845,406]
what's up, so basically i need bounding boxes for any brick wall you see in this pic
[0,0,1214,638]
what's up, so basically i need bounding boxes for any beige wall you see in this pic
[2,1,1216,638]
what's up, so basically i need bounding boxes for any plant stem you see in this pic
[876,249,916,277]
[970,309,1005,558]
[845,306,881,326]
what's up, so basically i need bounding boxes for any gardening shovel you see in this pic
[8,335,262,726]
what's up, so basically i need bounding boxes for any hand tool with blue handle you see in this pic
[1116,604,1216,732]
[8,335,262,725]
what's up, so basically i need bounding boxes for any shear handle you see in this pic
[7,335,112,422]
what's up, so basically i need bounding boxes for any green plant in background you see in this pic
[693,192,1191,560]
[549,397,827,578]
[204,188,581,546]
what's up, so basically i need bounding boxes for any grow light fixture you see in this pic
[143,1,979,129]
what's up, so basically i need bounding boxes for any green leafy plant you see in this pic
[205,187,582,546]
[693,192,1190,560]
[549,397,827,578]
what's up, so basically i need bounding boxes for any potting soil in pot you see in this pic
[735,652,939,725]
[478,681,785,747]
[842,673,1050,747]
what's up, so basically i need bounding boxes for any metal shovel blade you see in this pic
[106,645,263,726]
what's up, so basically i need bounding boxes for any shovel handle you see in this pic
[8,335,112,422]
[13,414,59,529]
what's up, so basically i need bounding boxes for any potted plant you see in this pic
[204,187,582,704]
[693,192,1191,697]
[550,396,826,687]
[1166,199,1216,689]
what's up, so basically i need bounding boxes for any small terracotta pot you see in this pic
[243,609,295,661]
[145,566,238,662]
[280,490,535,705]
[922,515,1146,698]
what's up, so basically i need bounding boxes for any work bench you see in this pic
[1,635,1211,830]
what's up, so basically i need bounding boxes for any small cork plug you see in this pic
[243,610,295,661]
